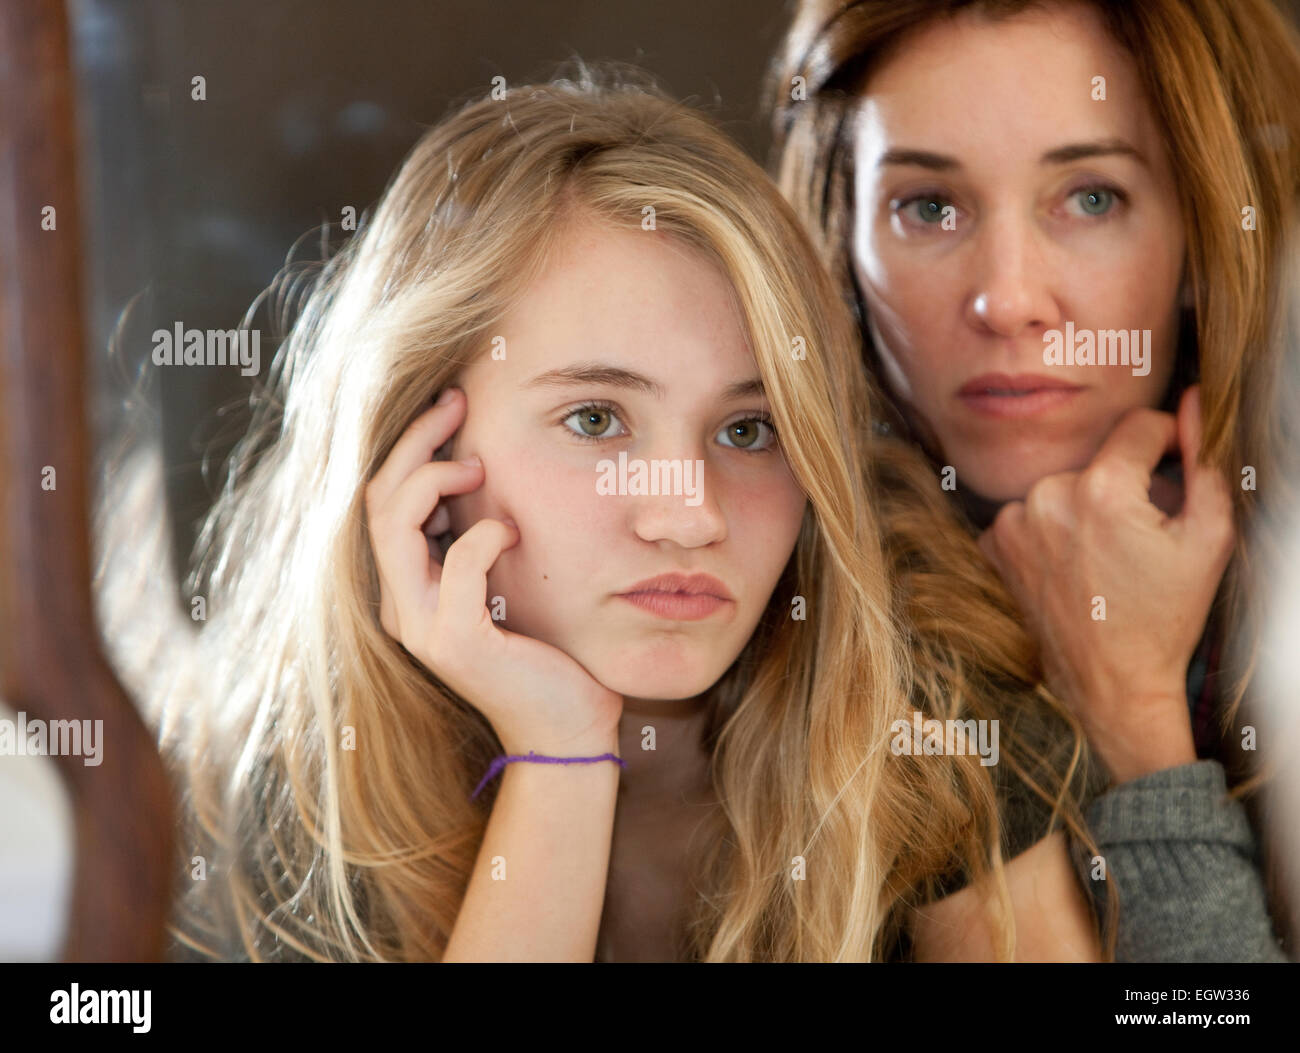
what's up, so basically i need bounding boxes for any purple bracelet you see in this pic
[471,750,627,800]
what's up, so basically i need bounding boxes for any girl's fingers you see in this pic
[436,518,520,631]
[426,504,451,537]
[371,509,438,629]
[369,459,483,637]
[365,388,465,512]
[381,458,482,535]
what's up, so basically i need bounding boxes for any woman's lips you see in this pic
[957,373,1085,418]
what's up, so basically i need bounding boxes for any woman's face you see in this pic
[443,215,807,701]
[850,0,1187,502]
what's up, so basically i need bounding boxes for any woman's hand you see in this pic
[977,385,1236,783]
[365,387,624,757]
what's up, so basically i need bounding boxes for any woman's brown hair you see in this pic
[767,0,1300,948]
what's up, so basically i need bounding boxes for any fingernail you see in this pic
[501,517,518,530]
[436,387,459,406]
[458,454,481,468]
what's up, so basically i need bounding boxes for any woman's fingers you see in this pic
[1089,405,1179,494]
[365,388,465,512]
[1147,472,1184,517]
[1172,384,1235,556]
[980,500,1029,596]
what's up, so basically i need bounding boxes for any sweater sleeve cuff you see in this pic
[1084,759,1255,850]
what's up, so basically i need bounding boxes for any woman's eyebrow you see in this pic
[523,363,765,400]
[878,138,1144,171]
[1041,137,1145,166]
[878,148,958,171]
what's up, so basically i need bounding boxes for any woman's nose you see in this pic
[965,213,1060,339]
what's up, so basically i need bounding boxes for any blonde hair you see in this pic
[767,0,1300,946]
[100,63,1102,961]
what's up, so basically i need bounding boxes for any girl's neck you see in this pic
[616,694,714,805]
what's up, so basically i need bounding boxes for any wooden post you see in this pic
[0,0,175,960]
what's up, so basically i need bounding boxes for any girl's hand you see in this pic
[977,385,1236,783]
[364,388,624,756]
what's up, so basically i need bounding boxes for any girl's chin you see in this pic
[588,654,732,703]
[594,672,722,703]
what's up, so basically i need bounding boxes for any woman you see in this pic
[97,67,1107,961]
[768,0,1300,959]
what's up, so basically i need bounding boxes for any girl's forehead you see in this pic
[499,224,750,356]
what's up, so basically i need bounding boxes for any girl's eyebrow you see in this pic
[878,138,1145,171]
[523,362,765,400]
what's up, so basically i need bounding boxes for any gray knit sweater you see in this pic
[1069,759,1291,962]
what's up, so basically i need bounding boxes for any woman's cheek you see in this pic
[885,326,946,418]
[866,269,950,407]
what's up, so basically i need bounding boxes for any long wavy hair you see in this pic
[97,63,1106,961]
[767,0,1300,944]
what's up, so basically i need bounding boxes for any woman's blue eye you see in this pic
[1072,186,1117,216]
[909,197,951,220]
[718,417,776,451]
[897,195,950,224]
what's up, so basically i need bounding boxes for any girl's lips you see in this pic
[617,591,730,620]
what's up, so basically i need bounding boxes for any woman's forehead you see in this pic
[851,4,1156,162]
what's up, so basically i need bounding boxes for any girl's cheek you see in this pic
[444,452,513,536]
[735,474,805,542]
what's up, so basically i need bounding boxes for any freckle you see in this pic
[543,574,548,580]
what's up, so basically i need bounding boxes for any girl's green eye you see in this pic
[562,404,626,440]
[576,407,611,436]
[718,417,776,451]
[727,420,760,448]
[562,404,775,451]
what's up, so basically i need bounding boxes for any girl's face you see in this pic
[850,1,1187,502]
[443,216,807,701]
